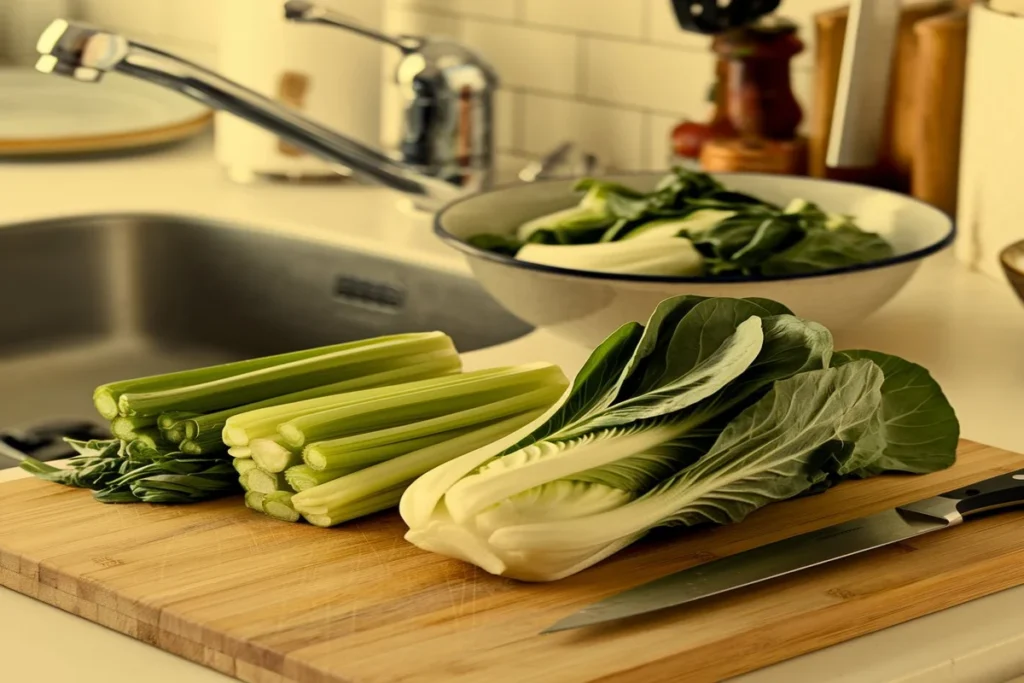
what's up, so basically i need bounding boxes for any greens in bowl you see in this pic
[466,169,897,279]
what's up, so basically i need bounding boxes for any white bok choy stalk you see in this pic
[618,209,737,242]
[516,179,625,242]
[516,237,704,277]
[400,295,960,582]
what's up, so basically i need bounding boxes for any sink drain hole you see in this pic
[333,276,406,311]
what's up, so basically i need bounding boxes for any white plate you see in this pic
[0,67,211,155]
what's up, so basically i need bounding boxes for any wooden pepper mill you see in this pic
[699,16,808,175]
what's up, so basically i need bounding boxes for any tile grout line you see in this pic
[576,35,588,98]
[512,88,527,154]
[405,5,714,54]
[639,111,653,169]
[510,85,694,120]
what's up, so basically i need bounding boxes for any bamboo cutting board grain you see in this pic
[1,440,1024,683]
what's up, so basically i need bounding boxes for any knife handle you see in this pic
[939,469,1024,517]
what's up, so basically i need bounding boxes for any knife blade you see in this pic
[542,468,1024,634]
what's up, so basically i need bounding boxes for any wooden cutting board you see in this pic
[1,439,1023,683]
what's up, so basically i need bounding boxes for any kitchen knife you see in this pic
[542,468,1024,634]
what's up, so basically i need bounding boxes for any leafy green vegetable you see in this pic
[118,333,457,417]
[263,491,300,522]
[516,237,704,276]
[219,363,570,526]
[686,212,802,275]
[830,350,960,477]
[23,334,468,507]
[466,168,896,279]
[285,464,360,492]
[466,233,525,256]
[400,295,958,582]
[479,362,883,578]
[273,364,567,448]
[759,225,895,276]
[19,438,239,504]
[92,337,428,420]
[249,437,301,473]
[516,181,619,244]
[181,355,461,443]
[291,411,551,527]
[616,209,737,242]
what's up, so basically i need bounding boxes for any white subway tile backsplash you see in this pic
[160,39,218,70]
[382,5,463,41]
[496,150,536,184]
[399,0,518,20]
[166,0,219,49]
[523,0,645,40]
[523,93,644,171]
[454,0,518,20]
[396,0,458,15]
[78,0,167,37]
[585,37,716,115]
[645,0,711,50]
[495,89,519,151]
[462,20,579,95]
[77,0,842,174]
[570,101,645,171]
[646,112,682,169]
[522,94,573,155]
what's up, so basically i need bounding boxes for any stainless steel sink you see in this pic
[0,214,531,467]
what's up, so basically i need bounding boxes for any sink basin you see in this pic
[0,214,531,467]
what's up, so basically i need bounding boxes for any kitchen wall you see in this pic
[73,0,849,174]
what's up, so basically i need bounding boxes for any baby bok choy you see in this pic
[400,296,959,581]
[466,168,896,278]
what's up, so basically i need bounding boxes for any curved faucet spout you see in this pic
[35,18,473,211]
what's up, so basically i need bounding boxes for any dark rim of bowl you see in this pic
[433,170,959,284]
[1000,240,1024,276]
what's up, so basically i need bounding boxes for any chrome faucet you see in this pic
[34,2,499,211]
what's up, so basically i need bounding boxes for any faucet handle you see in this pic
[284,0,498,199]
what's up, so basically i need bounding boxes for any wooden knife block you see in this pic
[810,0,971,215]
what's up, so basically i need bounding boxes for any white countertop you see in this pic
[2,134,1024,683]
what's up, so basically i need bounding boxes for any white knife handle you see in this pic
[826,0,901,168]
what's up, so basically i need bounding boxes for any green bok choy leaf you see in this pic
[400,295,959,582]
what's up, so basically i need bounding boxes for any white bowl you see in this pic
[435,172,955,348]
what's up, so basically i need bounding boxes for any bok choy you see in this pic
[466,168,896,279]
[400,295,959,581]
